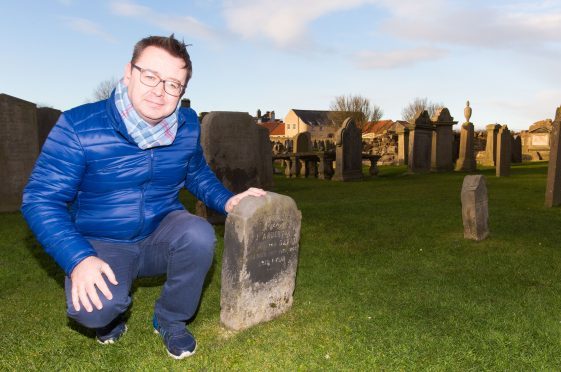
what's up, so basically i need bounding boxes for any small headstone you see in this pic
[332,117,363,181]
[496,125,511,177]
[197,111,273,223]
[461,175,489,241]
[221,192,301,331]
[293,132,312,153]
[545,106,561,207]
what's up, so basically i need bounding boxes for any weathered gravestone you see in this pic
[221,192,301,331]
[545,106,561,207]
[0,94,38,213]
[332,117,363,181]
[496,125,511,177]
[511,135,522,163]
[396,125,409,165]
[455,101,476,172]
[461,175,489,241]
[36,107,61,150]
[408,110,433,173]
[290,132,314,178]
[293,132,312,153]
[431,108,457,172]
[197,111,273,223]
[483,124,501,166]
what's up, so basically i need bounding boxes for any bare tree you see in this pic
[92,77,119,101]
[401,97,444,122]
[329,94,383,129]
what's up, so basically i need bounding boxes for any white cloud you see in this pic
[222,0,378,48]
[380,1,561,51]
[354,47,448,69]
[61,17,117,43]
[110,1,221,42]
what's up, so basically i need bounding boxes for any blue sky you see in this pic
[2,0,560,131]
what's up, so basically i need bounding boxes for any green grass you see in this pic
[2,161,561,370]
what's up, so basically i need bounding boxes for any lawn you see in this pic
[1,161,561,370]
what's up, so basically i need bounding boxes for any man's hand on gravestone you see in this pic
[225,187,267,213]
[70,256,118,312]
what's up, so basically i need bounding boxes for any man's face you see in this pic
[123,46,188,125]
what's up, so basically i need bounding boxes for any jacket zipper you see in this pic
[134,149,154,238]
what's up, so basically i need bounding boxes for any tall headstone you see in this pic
[197,111,273,223]
[455,101,476,172]
[293,132,312,153]
[221,192,301,331]
[461,175,489,241]
[0,94,38,213]
[483,124,501,166]
[408,110,433,173]
[431,108,457,172]
[36,107,61,150]
[511,135,522,163]
[396,125,409,165]
[496,125,511,177]
[545,106,561,207]
[332,117,363,181]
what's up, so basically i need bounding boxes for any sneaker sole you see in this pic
[96,324,128,345]
[154,329,197,359]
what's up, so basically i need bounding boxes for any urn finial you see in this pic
[464,100,472,122]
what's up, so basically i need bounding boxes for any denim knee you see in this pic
[168,213,216,266]
[66,294,130,329]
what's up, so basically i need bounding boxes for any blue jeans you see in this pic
[65,210,216,332]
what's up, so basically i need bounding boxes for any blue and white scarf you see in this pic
[114,78,178,150]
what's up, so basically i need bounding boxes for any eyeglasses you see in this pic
[131,64,184,97]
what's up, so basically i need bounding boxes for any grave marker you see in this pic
[221,192,301,331]
[461,175,489,241]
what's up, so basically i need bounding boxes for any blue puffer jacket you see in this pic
[21,91,233,275]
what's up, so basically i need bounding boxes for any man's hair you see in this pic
[131,34,192,83]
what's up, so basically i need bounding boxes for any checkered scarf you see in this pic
[114,78,178,150]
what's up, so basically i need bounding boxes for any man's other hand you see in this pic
[70,256,118,312]
[225,187,267,213]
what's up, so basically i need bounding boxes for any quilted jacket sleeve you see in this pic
[21,114,97,275]
[184,139,234,215]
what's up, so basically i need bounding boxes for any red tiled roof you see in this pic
[362,120,394,134]
[259,121,285,136]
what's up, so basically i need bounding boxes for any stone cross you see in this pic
[461,175,489,241]
[545,106,561,207]
[221,192,301,331]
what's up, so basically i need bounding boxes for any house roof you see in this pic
[259,121,285,136]
[291,109,342,127]
[362,120,393,134]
